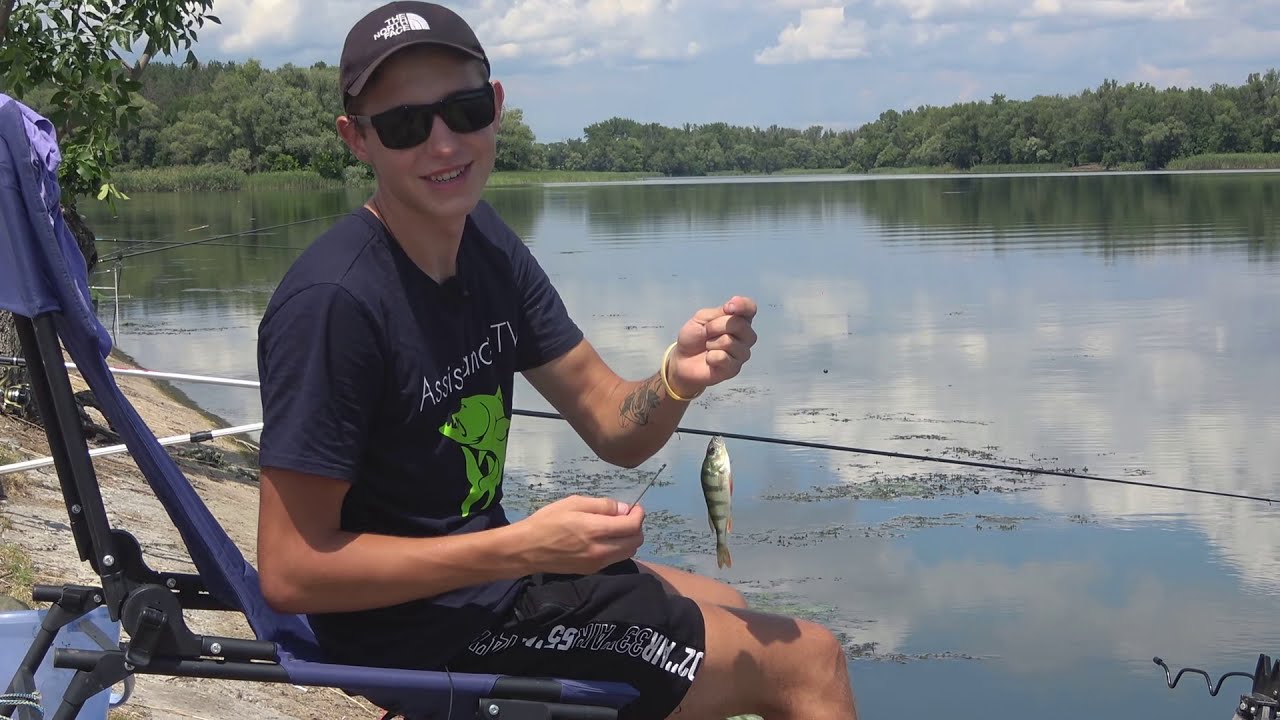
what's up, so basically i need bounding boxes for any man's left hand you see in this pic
[666,295,758,398]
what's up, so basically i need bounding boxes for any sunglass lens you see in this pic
[439,90,496,134]
[372,106,432,150]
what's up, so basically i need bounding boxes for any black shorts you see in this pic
[447,560,707,719]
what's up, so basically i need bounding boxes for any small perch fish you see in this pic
[700,435,733,568]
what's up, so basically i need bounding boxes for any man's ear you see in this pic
[491,80,505,132]
[336,114,373,164]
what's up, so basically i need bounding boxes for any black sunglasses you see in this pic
[350,85,497,150]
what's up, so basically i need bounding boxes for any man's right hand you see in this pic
[516,495,645,575]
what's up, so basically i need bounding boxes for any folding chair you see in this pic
[0,94,640,719]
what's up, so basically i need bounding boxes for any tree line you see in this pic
[13,59,1280,181]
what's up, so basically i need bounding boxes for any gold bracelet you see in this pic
[661,342,702,402]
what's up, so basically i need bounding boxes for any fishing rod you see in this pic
[4,357,1271,506]
[104,223,210,259]
[0,422,263,477]
[511,409,1278,505]
[0,357,260,389]
[102,213,345,262]
[97,236,301,251]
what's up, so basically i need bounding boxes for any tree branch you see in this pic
[131,50,153,80]
[110,47,132,73]
[130,37,159,81]
[0,0,16,44]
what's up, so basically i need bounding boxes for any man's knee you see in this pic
[817,621,848,668]
[677,605,853,718]
[718,584,748,609]
[800,619,851,689]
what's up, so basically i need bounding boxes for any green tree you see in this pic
[0,0,220,370]
[80,62,1280,182]
[495,107,544,171]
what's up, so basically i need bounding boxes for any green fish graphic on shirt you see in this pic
[439,388,510,517]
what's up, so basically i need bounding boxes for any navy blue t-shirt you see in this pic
[256,201,583,669]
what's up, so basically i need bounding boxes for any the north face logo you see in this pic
[374,12,430,40]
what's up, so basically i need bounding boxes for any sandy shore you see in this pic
[0,349,382,720]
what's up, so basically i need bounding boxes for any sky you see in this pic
[186,0,1279,141]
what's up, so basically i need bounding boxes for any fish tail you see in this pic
[717,541,732,569]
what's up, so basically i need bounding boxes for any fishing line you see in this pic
[2,358,1271,505]
[103,213,346,262]
[97,236,301,251]
[511,409,1278,505]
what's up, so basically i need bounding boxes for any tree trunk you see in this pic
[0,0,15,44]
[0,310,18,361]
[0,309,23,451]
[62,197,100,275]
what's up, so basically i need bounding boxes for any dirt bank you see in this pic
[0,349,382,720]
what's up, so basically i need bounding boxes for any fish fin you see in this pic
[727,514,732,534]
[717,543,732,569]
[728,470,734,496]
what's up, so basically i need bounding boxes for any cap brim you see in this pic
[345,40,489,98]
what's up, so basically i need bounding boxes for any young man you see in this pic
[254,2,858,718]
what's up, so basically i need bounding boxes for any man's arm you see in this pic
[257,466,645,614]
[524,296,758,468]
[257,466,528,613]
[523,340,691,468]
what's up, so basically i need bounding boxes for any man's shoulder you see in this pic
[264,209,387,316]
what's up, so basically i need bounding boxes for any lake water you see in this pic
[80,171,1280,719]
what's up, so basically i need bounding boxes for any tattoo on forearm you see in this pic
[619,374,663,427]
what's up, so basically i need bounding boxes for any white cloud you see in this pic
[1135,61,1195,88]
[1023,0,1196,20]
[770,0,839,8]
[875,0,1008,21]
[1197,24,1280,62]
[474,0,702,66]
[197,0,705,70]
[752,0,1218,68]
[755,6,871,65]
[209,0,304,53]
[865,0,1198,21]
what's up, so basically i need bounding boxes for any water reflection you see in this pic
[77,172,1280,720]
[562,171,1280,258]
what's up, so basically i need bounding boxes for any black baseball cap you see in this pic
[340,1,491,109]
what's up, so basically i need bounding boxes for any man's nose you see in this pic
[424,114,461,155]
